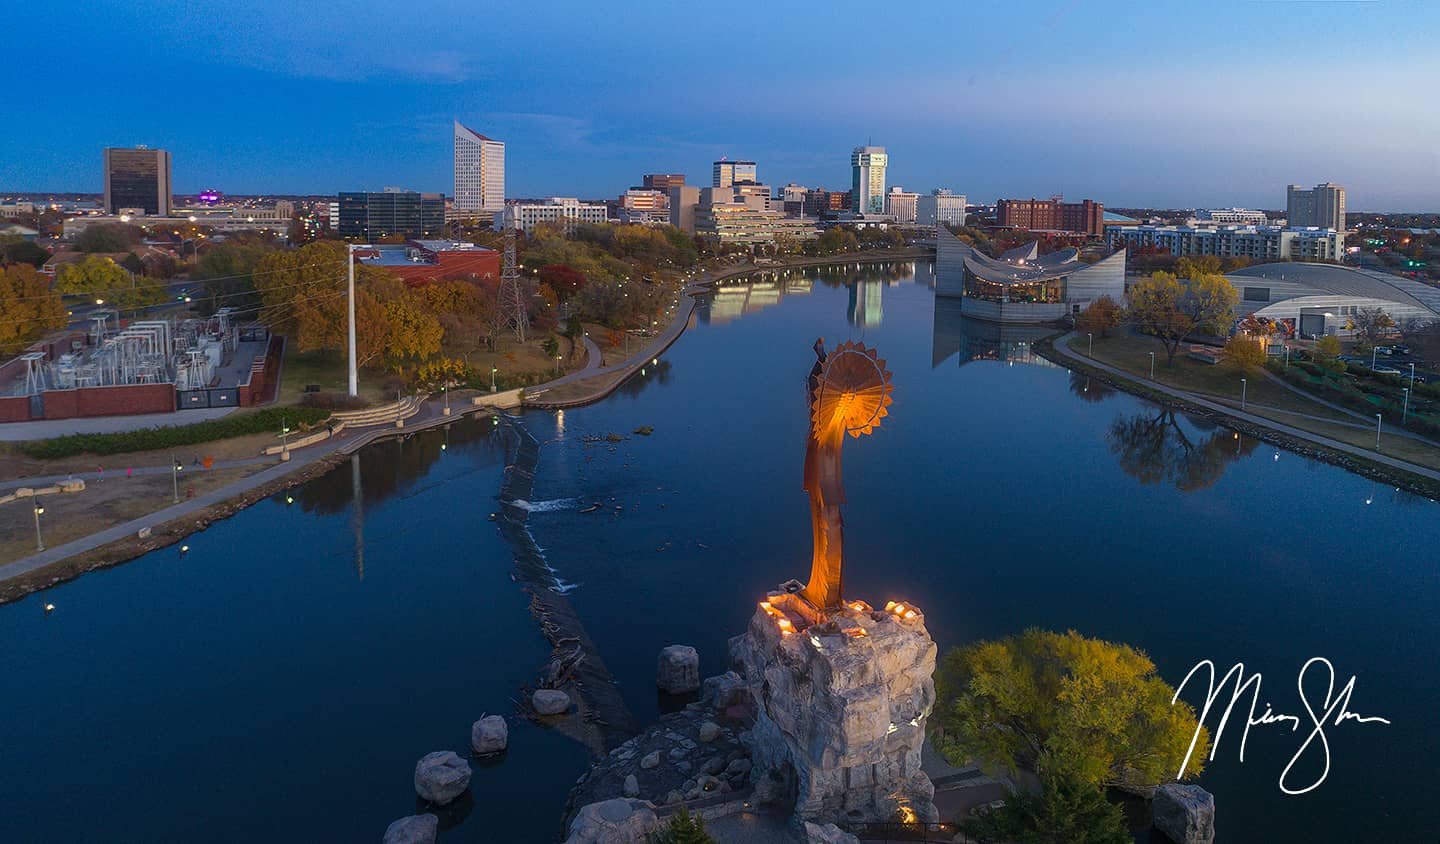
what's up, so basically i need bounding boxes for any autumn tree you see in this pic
[933,628,1209,791]
[1126,272,1239,365]
[0,264,67,354]
[538,264,587,304]
[1075,295,1123,337]
[1352,307,1396,342]
[1175,255,1222,278]
[55,255,131,299]
[1222,335,1267,370]
[75,223,141,253]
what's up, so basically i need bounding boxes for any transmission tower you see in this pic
[496,207,528,343]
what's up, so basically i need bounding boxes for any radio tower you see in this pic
[496,207,528,343]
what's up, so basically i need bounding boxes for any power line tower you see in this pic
[495,207,528,343]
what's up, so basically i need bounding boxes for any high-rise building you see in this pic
[850,146,887,214]
[103,146,172,215]
[713,159,757,188]
[454,121,505,216]
[337,190,446,239]
[643,174,686,193]
[996,197,1104,236]
[885,186,919,223]
[917,189,967,227]
[1286,183,1346,230]
[503,198,608,233]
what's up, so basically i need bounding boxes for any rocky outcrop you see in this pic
[382,814,438,844]
[413,751,472,806]
[656,645,701,694]
[732,592,938,826]
[563,798,660,844]
[533,689,572,716]
[1153,783,1215,844]
[804,821,861,844]
[471,715,508,755]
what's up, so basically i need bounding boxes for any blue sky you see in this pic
[5,0,1438,210]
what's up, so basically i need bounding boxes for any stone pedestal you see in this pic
[731,591,938,826]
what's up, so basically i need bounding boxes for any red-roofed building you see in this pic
[358,240,500,285]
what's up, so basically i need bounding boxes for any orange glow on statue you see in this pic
[800,338,894,611]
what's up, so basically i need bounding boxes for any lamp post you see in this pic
[1148,351,1156,380]
[1375,413,1383,451]
[32,503,44,552]
[281,416,289,453]
[1402,388,1411,424]
[1241,377,1248,411]
[443,382,450,416]
[1409,363,1417,390]
[1371,345,1380,370]
[171,451,182,503]
[555,354,562,373]
[1087,333,1093,356]
[1283,344,1291,368]
[491,366,497,393]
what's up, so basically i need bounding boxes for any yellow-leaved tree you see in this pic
[1127,272,1239,365]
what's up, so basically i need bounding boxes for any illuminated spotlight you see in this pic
[179,544,190,555]
[285,495,294,505]
[44,602,56,613]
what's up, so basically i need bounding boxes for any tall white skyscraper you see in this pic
[454,121,505,215]
[851,146,887,214]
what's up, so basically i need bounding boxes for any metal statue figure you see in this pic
[800,338,894,610]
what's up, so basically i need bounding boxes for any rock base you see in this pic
[731,591,939,826]
[1153,783,1215,844]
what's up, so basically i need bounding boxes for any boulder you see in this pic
[1152,783,1215,844]
[533,689,571,716]
[413,751,472,806]
[470,715,508,755]
[697,721,720,743]
[382,814,438,844]
[623,774,640,798]
[702,671,750,710]
[563,798,660,844]
[804,821,861,844]
[640,750,661,770]
[656,645,700,694]
[701,756,727,775]
[725,758,752,777]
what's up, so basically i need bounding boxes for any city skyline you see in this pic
[3,1,1439,211]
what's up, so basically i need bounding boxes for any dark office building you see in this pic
[642,174,686,192]
[995,197,1104,237]
[103,147,172,215]
[336,191,446,239]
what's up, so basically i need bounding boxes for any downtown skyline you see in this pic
[4,0,1440,211]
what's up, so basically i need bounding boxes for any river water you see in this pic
[2,263,1436,842]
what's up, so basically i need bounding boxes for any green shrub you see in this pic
[646,808,716,844]
[966,775,1131,844]
[19,406,331,459]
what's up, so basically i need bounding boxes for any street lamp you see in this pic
[32,503,44,552]
[1402,388,1411,424]
[555,354,562,373]
[171,452,182,503]
[1148,351,1156,380]
[1375,413,1383,451]
[1087,333,1093,356]
[1409,363,1417,390]
[443,382,450,415]
[1283,344,1292,368]
[1371,345,1380,370]
[1241,377,1248,411]
[491,366,497,393]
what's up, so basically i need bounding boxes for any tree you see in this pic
[1315,334,1342,361]
[75,223,141,253]
[1352,307,1396,342]
[192,242,274,316]
[0,264,67,354]
[541,336,560,360]
[1109,408,1257,492]
[1,237,50,267]
[120,251,145,275]
[1222,335,1266,370]
[109,273,168,313]
[933,628,1208,791]
[1126,272,1239,365]
[646,807,715,844]
[538,263,587,304]
[1075,295,1122,337]
[1175,256,1221,278]
[55,255,131,298]
[380,290,443,366]
[966,775,1130,844]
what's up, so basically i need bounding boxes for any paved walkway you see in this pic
[0,407,237,441]
[1051,333,1440,484]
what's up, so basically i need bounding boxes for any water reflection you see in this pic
[1107,409,1258,492]
[612,358,674,399]
[1068,372,1117,404]
[701,262,917,326]
[930,295,1060,369]
[847,281,883,327]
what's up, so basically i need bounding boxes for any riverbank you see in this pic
[0,247,931,603]
[1039,331,1440,499]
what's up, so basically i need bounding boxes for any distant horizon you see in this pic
[4,2,1438,212]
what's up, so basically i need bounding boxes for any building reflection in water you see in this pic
[930,294,1060,370]
[698,261,917,326]
[351,453,365,580]
[847,281,883,328]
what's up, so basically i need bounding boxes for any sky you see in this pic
[4,0,1439,211]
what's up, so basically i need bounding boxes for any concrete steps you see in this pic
[331,396,423,428]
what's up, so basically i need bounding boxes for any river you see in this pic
[2,262,1436,842]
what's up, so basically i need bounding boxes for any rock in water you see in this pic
[471,715,508,755]
[732,593,939,825]
[1152,783,1216,844]
[563,798,660,844]
[656,645,700,694]
[382,814,438,844]
[623,774,640,798]
[413,752,472,806]
[533,689,571,716]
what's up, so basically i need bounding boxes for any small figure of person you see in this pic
[97,465,103,482]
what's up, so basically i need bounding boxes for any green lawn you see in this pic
[276,349,392,406]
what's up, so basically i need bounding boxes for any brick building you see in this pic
[996,197,1104,237]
